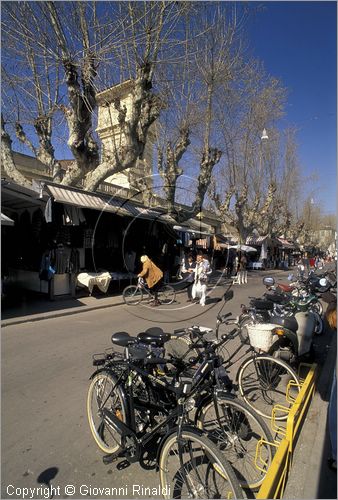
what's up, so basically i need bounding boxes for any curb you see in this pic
[1,299,125,327]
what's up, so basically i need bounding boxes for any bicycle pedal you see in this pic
[102,451,122,464]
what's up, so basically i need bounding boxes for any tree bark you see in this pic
[1,116,33,189]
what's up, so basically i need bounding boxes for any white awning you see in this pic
[45,184,131,217]
[1,213,15,226]
[173,218,213,236]
[44,183,176,224]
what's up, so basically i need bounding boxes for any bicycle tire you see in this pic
[158,285,176,305]
[123,285,143,305]
[87,371,127,454]
[237,355,301,420]
[165,334,199,361]
[159,429,244,499]
[196,395,275,491]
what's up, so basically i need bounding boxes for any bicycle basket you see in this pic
[247,323,276,352]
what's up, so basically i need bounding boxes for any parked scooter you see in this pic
[238,276,319,366]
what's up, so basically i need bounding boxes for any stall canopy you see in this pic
[43,183,176,224]
[246,235,269,245]
[229,244,258,253]
[1,213,14,226]
[173,218,213,237]
[277,238,294,249]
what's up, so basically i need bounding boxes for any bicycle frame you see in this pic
[96,354,194,463]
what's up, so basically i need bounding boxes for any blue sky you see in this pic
[247,1,337,214]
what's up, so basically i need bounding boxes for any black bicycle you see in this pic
[88,322,274,492]
[87,333,243,499]
[165,287,301,421]
[123,277,176,305]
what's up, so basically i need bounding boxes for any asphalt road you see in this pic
[0,270,304,499]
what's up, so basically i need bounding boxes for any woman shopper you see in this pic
[137,255,163,307]
[238,252,248,285]
[181,253,196,302]
[192,254,209,306]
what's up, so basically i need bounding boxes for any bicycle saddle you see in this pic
[111,331,136,347]
[138,327,170,345]
[249,299,274,311]
[270,315,298,333]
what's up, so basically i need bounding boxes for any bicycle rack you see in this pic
[256,362,317,499]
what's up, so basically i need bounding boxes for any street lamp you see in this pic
[261,128,269,140]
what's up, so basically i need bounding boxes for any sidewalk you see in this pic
[283,329,337,499]
[1,291,125,327]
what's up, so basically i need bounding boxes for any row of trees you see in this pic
[1,1,327,243]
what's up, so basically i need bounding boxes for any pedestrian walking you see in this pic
[137,255,163,307]
[235,252,247,285]
[181,253,196,302]
[192,254,209,306]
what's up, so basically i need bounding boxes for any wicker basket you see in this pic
[247,323,277,352]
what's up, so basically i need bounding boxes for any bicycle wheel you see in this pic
[123,285,143,305]
[158,285,176,305]
[196,396,274,491]
[165,334,199,361]
[159,430,243,499]
[87,371,127,454]
[237,355,301,420]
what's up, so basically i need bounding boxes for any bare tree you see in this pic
[1,1,182,193]
[156,3,248,221]
[209,59,288,241]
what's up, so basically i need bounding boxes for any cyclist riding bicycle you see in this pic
[138,255,163,307]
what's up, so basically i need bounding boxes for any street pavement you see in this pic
[1,269,337,499]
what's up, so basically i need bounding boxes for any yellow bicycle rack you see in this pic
[256,363,317,499]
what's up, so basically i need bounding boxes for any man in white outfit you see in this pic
[192,254,210,306]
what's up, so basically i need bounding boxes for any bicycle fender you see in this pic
[194,392,238,425]
[155,425,206,470]
[88,369,131,423]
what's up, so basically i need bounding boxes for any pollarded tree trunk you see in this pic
[158,127,190,215]
[1,116,32,189]
[83,65,162,192]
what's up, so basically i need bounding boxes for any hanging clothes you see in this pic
[63,205,86,226]
[44,197,53,223]
[54,244,72,273]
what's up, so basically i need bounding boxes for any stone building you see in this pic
[96,80,155,194]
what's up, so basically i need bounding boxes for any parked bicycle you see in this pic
[164,287,301,421]
[123,277,176,306]
[87,298,276,492]
[87,332,244,499]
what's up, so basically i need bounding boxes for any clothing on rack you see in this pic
[44,198,53,223]
[54,244,71,274]
[63,205,86,226]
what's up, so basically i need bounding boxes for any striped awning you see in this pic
[173,218,213,237]
[44,183,176,224]
[1,213,14,226]
[45,183,131,217]
[246,235,268,245]
[277,238,294,249]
